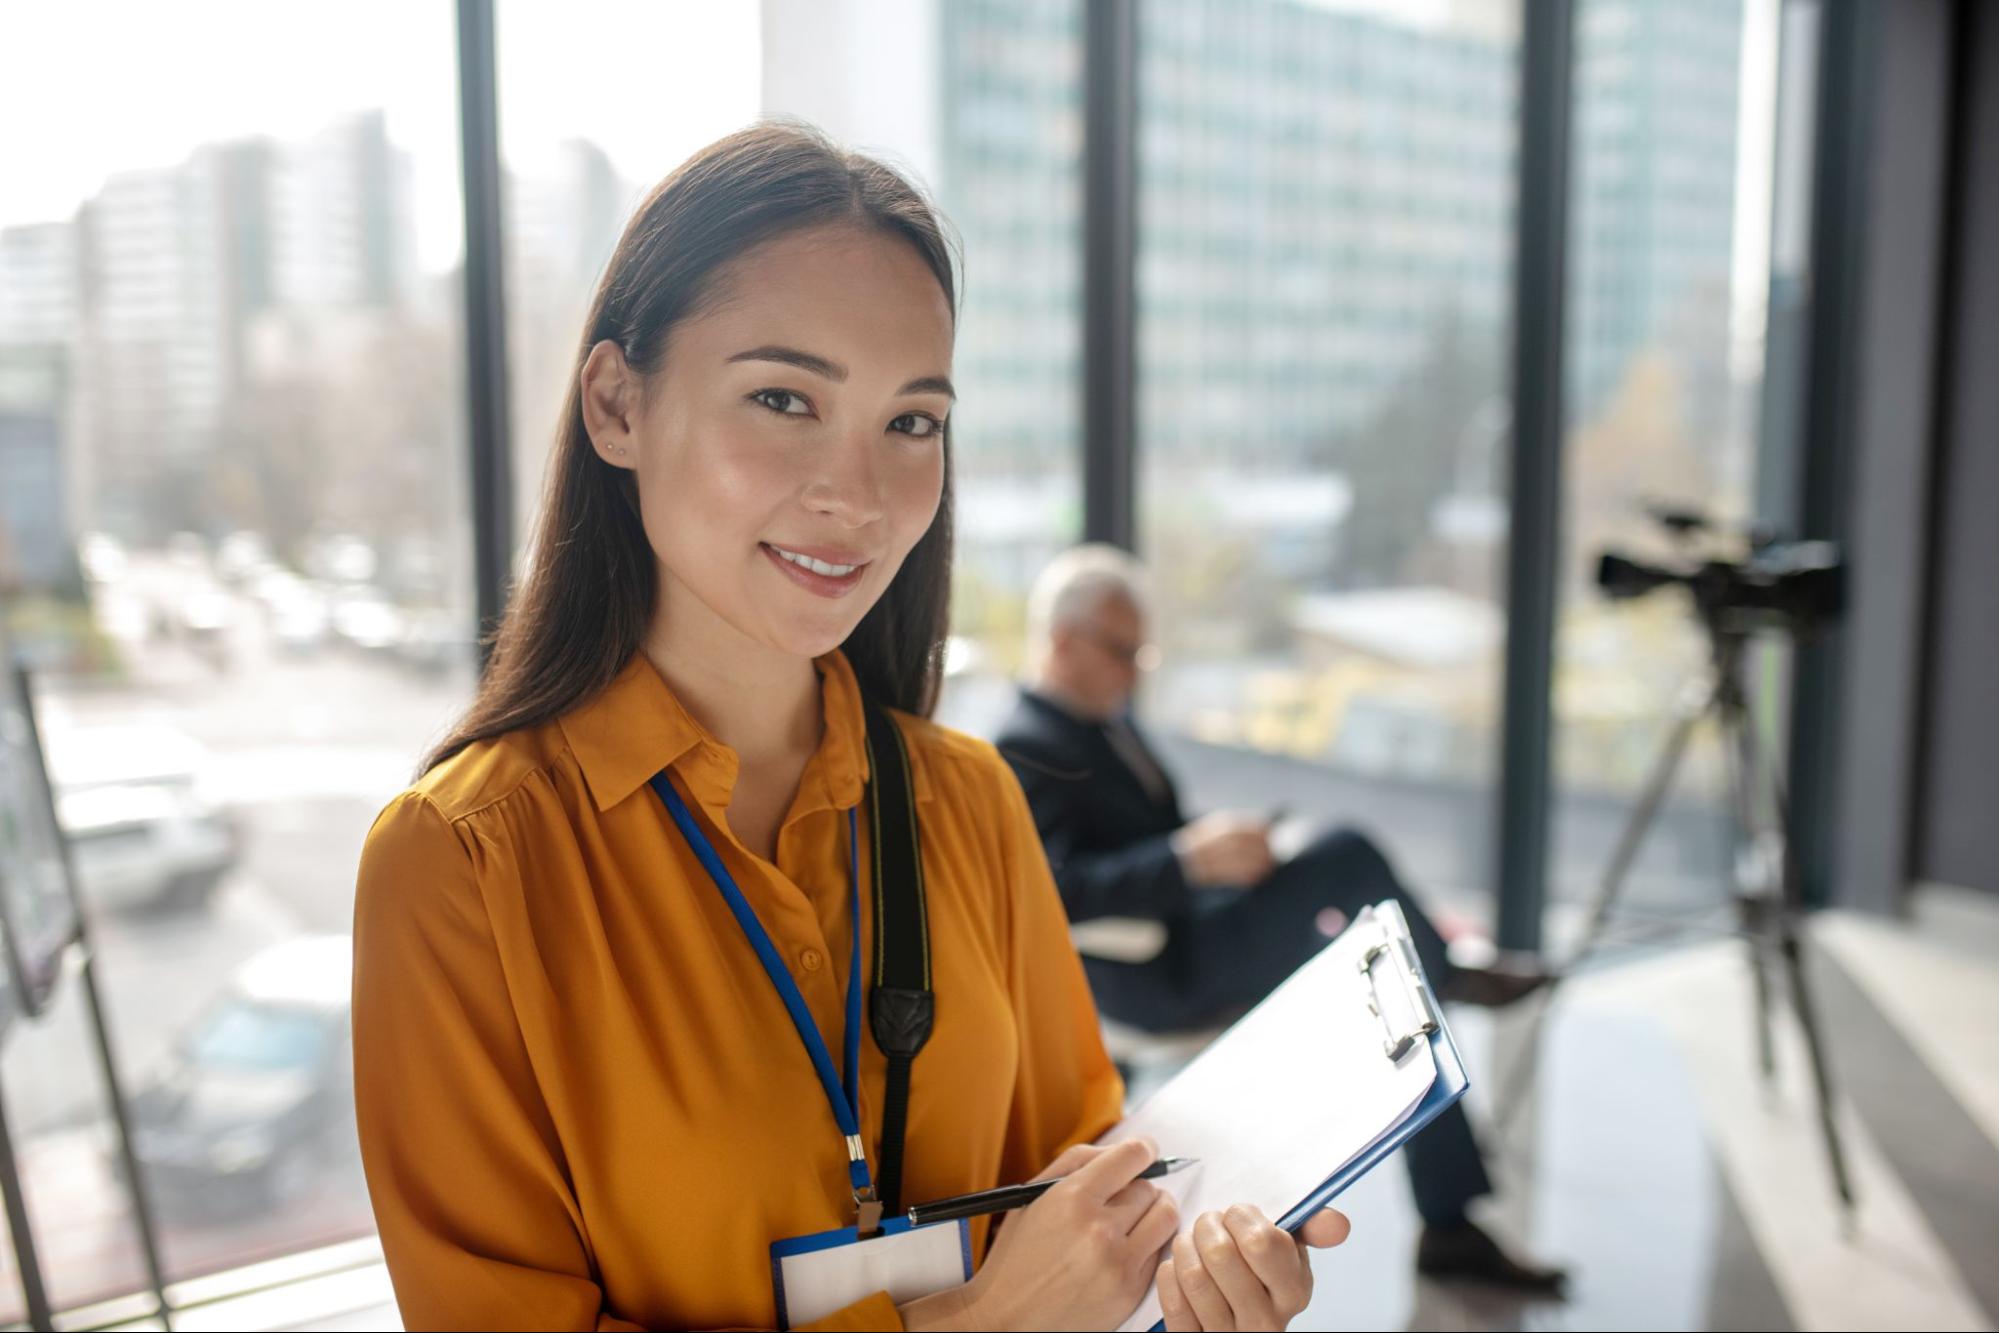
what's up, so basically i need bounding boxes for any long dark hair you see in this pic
[419,122,958,778]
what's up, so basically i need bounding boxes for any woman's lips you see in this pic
[760,543,869,599]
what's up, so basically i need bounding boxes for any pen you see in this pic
[906,1157,1198,1228]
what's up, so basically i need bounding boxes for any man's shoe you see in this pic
[1416,1221,1568,1296]
[1439,957,1554,1009]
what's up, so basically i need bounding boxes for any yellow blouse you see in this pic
[352,649,1124,1330]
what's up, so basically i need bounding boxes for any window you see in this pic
[1550,0,1780,913]
[0,1,469,1308]
[0,0,1814,1314]
[1135,0,1520,912]
[498,0,1087,738]
[496,2,759,554]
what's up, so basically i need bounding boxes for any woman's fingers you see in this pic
[1194,1211,1280,1329]
[1298,1207,1351,1250]
[1171,1226,1240,1331]
[1102,1178,1162,1233]
[1129,1187,1181,1261]
[1221,1206,1312,1320]
[1157,1259,1196,1332]
[1067,1137,1159,1201]
[1031,1141,1104,1183]
[1191,1215,1287,1327]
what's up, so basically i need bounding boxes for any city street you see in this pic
[2,576,472,1314]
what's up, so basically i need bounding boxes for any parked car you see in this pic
[124,936,356,1218]
[45,721,239,912]
[250,568,334,656]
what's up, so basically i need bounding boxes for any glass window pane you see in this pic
[0,1,471,1307]
[496,3,760,554]
[1552,0,1781,917]
[1135,0,1520,915]
[922,0,1087,729]
[497,0,1085,738]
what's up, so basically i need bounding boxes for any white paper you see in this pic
[1099,907,1438,1332]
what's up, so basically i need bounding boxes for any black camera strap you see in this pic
[860,699,933,1229]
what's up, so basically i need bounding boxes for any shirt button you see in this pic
[800,949,824,972]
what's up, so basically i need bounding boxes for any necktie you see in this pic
[1104,716,1173,808]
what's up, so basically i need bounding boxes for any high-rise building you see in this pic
[73,160,233,539]
[759,0,1086,611]
[0,226,85,587]
[1569,0,1743,433]
[267,110,419,313]
[11,111,424,543]
[504,137,640,540]
[1131,0,1519,603]
[934,0,1086,596]
[0,222,80,347]
[1133,1,1516,464]
[0,345,75,592]
[919,0,1741,598]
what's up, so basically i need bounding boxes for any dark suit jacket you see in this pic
[994,689,1194,923]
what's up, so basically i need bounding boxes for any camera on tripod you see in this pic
[1595,506,1844,635]
[1543,505,1859,1213]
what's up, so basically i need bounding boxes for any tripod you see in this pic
[1500,617,1856,1213]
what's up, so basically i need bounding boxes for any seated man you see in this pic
[997,544,1564,1292]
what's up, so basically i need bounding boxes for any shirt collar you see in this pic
[1021,685,1112,730]
[559,648,929,815]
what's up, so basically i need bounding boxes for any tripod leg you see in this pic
[1779,927,1857,1211]
[1742,708,1859,1213]
[1749,921,1778,1082]
[1492,685,1711,1130]
[1574,693,1711,970]
[1723,694,1780,1084]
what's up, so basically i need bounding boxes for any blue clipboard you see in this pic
[1277,899,1468,1228]
[1274,997,1468,1228]
[1125,900,1470,1331]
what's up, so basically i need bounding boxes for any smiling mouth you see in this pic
[766,544,863,576]
[760,543,871,598]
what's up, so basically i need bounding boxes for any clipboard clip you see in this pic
[1358,921,1441,1063]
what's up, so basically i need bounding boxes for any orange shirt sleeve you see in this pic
[353,791,906,1332]
[987,753,1127,1184]
[353,791,637,1330]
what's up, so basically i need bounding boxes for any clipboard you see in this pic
[1098,900,1469,1332]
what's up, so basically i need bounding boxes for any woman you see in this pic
[352,122,1349,1331]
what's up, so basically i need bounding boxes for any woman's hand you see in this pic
[1155,1205,1350,1332]
[901,1137,1179,1331]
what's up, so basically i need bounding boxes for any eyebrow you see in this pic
[727,345,955,400]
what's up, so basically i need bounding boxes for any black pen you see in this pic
[906,1157,1198,1228]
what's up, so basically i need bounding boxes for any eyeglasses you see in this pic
[1077,626,1162,673]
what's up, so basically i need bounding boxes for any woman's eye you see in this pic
[751,388,812,416]
[891,413,944,439]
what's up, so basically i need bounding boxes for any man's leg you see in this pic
[1087,826,1456,1030]
[1087,829,1493,1221]
[1276,827,1456,987]
[1402,1103,1492,1226]
[1238,830,1493,1222]
[1084,828,1562,1289]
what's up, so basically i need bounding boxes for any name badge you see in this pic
[770,1217,973,1330]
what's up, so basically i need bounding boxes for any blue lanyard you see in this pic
[647,770,873,1203]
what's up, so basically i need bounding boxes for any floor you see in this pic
[133,887,1999,1332]
[1285,884,1999,1332]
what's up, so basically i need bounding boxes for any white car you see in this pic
[45,722,240,912]
[125,935,358,1216]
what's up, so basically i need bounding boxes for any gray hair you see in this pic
[1026,543,1152,652]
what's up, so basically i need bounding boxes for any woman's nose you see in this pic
[802,432,885,528]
